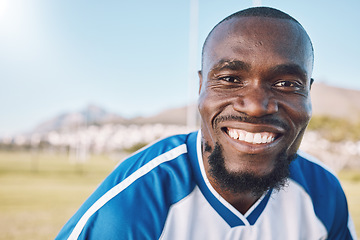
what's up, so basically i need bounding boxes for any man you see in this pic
[56,7,357,240]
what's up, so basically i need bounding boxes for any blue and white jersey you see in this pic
[56,131,357,240]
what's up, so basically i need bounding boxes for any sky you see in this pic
[1,0,359,136]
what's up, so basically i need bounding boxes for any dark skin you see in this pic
[198,16,314,214]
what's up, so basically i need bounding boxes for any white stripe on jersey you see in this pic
[297,150,337,176]
[67,144,188,240]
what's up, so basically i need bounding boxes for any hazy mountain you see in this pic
[311,82,360,121]
[32,104,127,133]
[131,106,189,125]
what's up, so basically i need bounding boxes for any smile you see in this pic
[226,127,277,144]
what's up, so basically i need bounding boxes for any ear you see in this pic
[310,78,314,89]
[198,70,203,94]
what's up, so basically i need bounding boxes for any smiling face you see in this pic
[198,16,313,190]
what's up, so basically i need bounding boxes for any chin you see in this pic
[224,151,279,177]
[206,142,296,197]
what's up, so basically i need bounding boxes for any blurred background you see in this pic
[0,0,359,239]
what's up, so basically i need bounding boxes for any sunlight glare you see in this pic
[0,0,8,19]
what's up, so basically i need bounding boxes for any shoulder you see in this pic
[290,150,339,192]
[113,133,190,179]
[57,132,198,240]
[290,150,345,208]
[290,150,354,239]
[83,133,192,205]
[97,132,196,214]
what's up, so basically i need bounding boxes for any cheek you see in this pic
[280,94,312,128]
[198,90,229,146]
[198,89,236,131]
[198,92,209,125]
[198,91,216,133]
[198,90,222,123]
[282,98,312,152]
[198,86,234,114]
[293,99,312,128]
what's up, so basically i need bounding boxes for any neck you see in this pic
[202,151,261,214]
[208,174,261,215]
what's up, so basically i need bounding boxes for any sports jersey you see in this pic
[56,130,357,240]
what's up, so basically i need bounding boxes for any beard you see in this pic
[206,142,296,197]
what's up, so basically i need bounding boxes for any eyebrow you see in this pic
[209,59,251,73]
[208,60,308,80]
[268,64,308,80]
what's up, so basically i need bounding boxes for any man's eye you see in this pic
[220,76,241,83]
[274,80,301,89]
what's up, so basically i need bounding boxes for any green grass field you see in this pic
[0,151,359,239]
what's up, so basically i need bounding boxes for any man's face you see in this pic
[198,17,313,182]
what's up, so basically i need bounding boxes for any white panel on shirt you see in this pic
[160,180,327,240]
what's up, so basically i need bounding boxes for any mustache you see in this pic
[214,114,289,131]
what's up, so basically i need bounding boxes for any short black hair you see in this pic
[220,6,300,24]
[201,7,313,69]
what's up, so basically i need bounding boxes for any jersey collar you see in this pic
[187,130,273,227]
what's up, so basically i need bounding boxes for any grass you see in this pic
[338,170,360,236]
[0,151,119,240]
[308,116,360,142]
[0,151,359,239]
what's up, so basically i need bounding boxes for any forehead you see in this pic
[203,16,313,74]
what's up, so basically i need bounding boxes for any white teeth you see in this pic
[244,132,254,143]
[227,128,276,144]
[239,132,246,141]
[254,133,262,144]
[233,130,239,139]
[229,129,236,139]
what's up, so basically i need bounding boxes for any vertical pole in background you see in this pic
[187,0,199,130]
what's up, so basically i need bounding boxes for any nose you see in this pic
[233,85,278,117]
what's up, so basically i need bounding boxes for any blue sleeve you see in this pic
[327,182,354,240]
[290,155,355,239]
[55,134,195,240]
